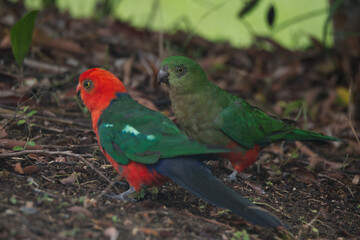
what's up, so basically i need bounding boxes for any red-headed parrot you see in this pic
[158,56,341,179]
[76,68,287,228]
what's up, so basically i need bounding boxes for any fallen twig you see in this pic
[96,180,119,200]
[318,173,354,198]
[347,77,360,147]
[0,150,112,184]
[0,107,90,128]
[185,212,235,231]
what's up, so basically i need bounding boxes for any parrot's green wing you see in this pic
[98,94,230,165]
[218,96,297,149]
[218,95,341,148]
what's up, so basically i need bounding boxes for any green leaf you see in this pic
[311,226,319,233]
[26,110,37,117]
[323,0,343,47]
[282,99,304,116]
[10,10,39,66]
[27,141,36,146]
[23,106,29,112]
[17,119,26,125]
[10,196,17,205]
[13,146,24,151]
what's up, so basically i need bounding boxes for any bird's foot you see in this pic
[227,170,239,183]
[101,186,137,202]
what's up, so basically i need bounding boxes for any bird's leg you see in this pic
[227,170,239,182]
[102,186,137,202]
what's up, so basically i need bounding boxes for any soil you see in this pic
[0,2,359,239]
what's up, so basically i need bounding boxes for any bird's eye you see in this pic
[83,80,93,89]
[176,65,187,75]
[177,67,183,73]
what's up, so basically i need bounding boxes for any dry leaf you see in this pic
[138,227,159,237]
[0,129,8,139]
[293,169,317,184]
[295,141,342,170]
[23,165,40,175]
[55,156,67,162]
[68,206,93,217]
[244,180,265,194]
[59,173,77,185]
[0,139,42,150]
[352,175,359,185]
[14,163,24,174]
[0,34,11,49]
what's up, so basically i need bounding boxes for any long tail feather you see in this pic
[283,129,343,142]
[152,157,288,228]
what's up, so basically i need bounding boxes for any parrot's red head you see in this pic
[77,68,127,114]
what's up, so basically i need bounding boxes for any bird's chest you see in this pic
[170,93,230,146]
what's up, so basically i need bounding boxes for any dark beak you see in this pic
[76,84,81,100]
[158,67,169,85]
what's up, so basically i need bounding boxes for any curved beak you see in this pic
[158,67,169,85]
[76,83,81,99]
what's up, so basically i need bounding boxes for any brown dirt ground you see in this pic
[1,2,359,239]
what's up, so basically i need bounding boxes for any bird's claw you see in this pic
[227,170,239,183]
[99,186,137,202]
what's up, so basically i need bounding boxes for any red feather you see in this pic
[221,142,260,172]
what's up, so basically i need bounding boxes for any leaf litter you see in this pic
[0,2,359,239]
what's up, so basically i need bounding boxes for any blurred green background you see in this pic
[24,0,331,49]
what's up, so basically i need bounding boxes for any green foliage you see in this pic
[37,193,54,202]
[238,0,260,18]
[13,146,24,151]
[279,99,305,117]
[64,227,80,237]
[112,215,119,223]
[138,189,146,199]
[77,196,85,203]
[150,187,159,200]
[16,106,38,136]
[27,110,38,117]
[217,209,230,215]
[10,196,17,205]
[10,10,39,66]
[323,0,343,47]
[232,230,250,240]
[265,180,273,186]
[17,119,26,125]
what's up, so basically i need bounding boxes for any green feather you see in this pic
[98,94,232,165]
[160,56,342,150]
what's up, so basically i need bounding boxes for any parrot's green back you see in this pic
[97,93,232,165]
[159,56,341,150]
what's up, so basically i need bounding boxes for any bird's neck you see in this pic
[169,81,217,116]
[169,83,219,136]
[91,110,102,133]
[87,93,118,133]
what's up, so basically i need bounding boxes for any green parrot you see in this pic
[158,56,341,179]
